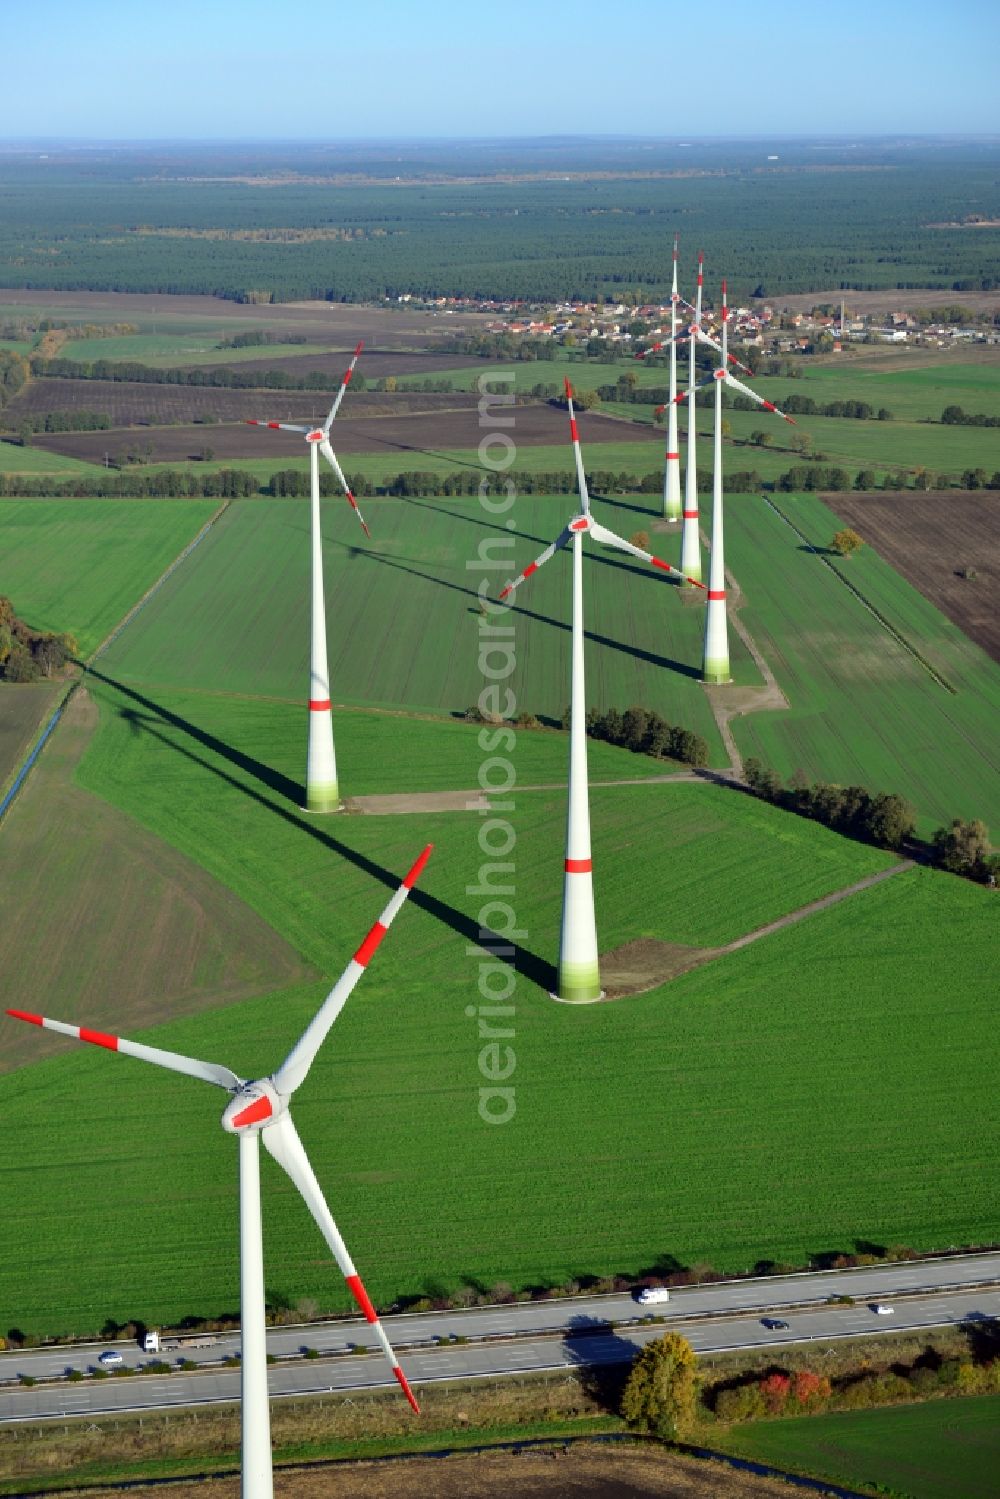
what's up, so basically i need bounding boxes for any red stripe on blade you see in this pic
[708,590,726,600]
[394,1366,420,1413]
[354,921,388,968]
[346,1274,378,1323]
[80,1027,119,1051]
[524,561,538,577]
[563,377,573,398]
[6,1009,43,1026]
[651,557,671,571]
[354,341,364,356]
[231,1096,272,1129]
[309,698,331,711]
[267,422,281,429]
[402,844,433,889]
[343,369,353,385]
[569,418,579,443]
[565,858,592,873]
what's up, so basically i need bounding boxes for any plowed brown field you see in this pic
[31,404,656,464]
[833,490,1000,660]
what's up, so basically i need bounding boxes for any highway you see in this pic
[3,1252,1000,1423]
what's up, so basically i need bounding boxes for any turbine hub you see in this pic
[222,1079,283,1134]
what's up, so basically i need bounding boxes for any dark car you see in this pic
[761,1317,789,1330]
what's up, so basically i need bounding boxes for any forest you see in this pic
[0,139,999,305]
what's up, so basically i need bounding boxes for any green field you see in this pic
[726,492,1000,833]
[9,653,997,1333]
[62,333,342,367]
[0,498,218,655]
[0,440,106,476]
[96,495,742,757]
[718,1394,1000,1499]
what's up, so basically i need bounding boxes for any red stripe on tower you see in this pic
[565,858,593,873]
[309,698,331,711]
[346,1274,378,1324]
[683,509,699,519]
[708,590,726,601]
[79,1027,119,1051]
[665,451,679,459]
[354,921,388,969]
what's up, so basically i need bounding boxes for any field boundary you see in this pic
[0,499,232,832]
[763,496,958,694]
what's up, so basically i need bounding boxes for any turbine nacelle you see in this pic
[306,429,324,443]
[222,1079,285,1135]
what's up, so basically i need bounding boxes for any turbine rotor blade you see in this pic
[723,371,797,424]
[319,439,371,537]
[694,327,754,377]
[272,845,432,1097]
[563,378,591,514]
[260,1113,420,1412]
[5,1010,240,1090]
[324,341,364,431]
[498,525,574,601]
[245,420,312,435]
[587,521,706,590]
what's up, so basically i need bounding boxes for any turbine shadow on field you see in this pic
[350,548,702,683]
[86,667,302,805]
[404,496,686,592]
[91,678,555,993]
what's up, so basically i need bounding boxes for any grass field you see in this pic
[96,495,742,758]
[725,493,1000,833]
[0,689,314,1075]
[62,333,343,367]
[0,682,63,790]
[0,439,105,476]
[717,1394,1000,1499]
[2,669,993,1332]
[0,498,219,654]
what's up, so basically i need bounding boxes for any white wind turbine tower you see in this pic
[246,342,368,814]
[499,380,704,1001]
[8,844,432,1499]
[669,283,797,683]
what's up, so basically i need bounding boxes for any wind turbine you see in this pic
[669,284,796,684]
[499,381,704,1002]
[246,342,368,814]
[7,843,432,1499]
[636,234,682,522]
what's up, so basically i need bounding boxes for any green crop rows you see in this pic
[719,1393,1000,1499]
[96,495,741,758]
[0,499,218,655]
[726,492,1000,833]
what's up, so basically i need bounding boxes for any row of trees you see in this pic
[941,404,1000,427]
[744,758,997,882]
[0,597,77,682]
[585,705,710,769]
[18,410,112,433]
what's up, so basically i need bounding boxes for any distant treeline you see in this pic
[941,404,1000,427]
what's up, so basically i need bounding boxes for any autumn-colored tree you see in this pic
[760,1372,791,1414]
[793,1370,831,1405]
[832,527,863,557]
[621,1332,698,1441]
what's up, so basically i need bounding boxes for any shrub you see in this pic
[715,1383,766,1423]
[760,1372,791,1414]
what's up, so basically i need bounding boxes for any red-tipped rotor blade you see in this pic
[588,520,706,590]
[498,524,574,601]
[272,846,432,1096]
[563,378,591,514]
[324,341,364,431]
[245,419,311,435]
[319,439,371,537]
[5,1010,240,1089]
[260,1114,420,1412]
[724,370,797,424]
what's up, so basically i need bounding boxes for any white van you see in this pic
[142,1331,160,1353]
[637,1286,671,1306]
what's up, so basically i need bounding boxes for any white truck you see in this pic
[141,1330,161,1353]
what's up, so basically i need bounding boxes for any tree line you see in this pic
[744,757,997,883]
[941,404,1000,428]
[0,597,76,682]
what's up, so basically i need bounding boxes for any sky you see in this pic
[1,0,998,141]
